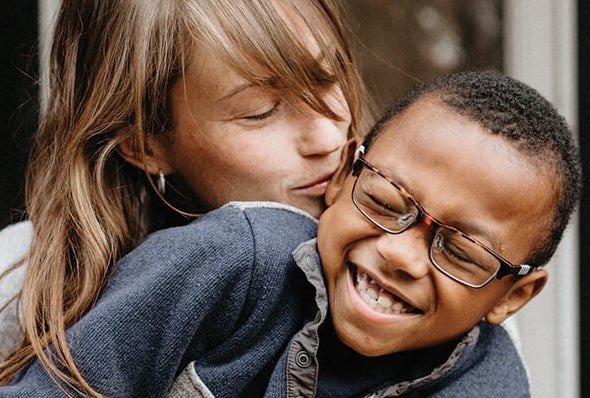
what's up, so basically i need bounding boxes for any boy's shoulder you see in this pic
[221,201,318,241]
[111,201,318,289]
[224,201,318,221]
[131,201,316,258]
[147,201,317,245]
[426,322,530,397]
[360,323,530,397]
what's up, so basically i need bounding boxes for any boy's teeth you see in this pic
[354,271,417,315]
[377,294,393,308]
[364,286,379,300]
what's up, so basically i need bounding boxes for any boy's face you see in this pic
[318,97,552,356]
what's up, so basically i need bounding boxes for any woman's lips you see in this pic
[295,173,333,195]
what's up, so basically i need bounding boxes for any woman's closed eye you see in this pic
[240,100,281,122]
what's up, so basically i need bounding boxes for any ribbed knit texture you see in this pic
[2,203,317,397]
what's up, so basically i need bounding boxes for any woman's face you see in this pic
[155,40,351,218]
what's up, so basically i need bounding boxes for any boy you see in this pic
[176,71,581,396]
[2,71,581,397]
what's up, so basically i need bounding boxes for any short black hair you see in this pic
[363,70,582,267]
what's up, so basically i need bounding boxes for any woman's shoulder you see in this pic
[0,220,31,361]
[0,220,31,289]
[0,220,32,269]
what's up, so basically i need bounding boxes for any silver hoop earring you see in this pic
[157,169,166,195]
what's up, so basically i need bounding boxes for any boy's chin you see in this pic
[332,322,395,357]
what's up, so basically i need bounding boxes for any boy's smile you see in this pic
[318,97,553,357]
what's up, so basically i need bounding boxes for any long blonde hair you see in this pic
[0,0,370,395]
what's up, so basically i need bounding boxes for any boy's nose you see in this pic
[375,224,432,280]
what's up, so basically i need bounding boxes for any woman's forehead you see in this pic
[186,1,334,71]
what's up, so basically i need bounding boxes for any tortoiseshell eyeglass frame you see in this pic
[351,151,535,288]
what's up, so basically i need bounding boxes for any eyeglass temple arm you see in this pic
[352,145,367,176]
[496,263,533,279]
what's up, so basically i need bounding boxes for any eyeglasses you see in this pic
[351,153,534,288]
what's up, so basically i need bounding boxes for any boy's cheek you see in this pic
[318,203,354,275]
[319,198,372,256]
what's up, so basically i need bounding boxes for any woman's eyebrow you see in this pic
[215,83,259,103]
[216,51,331,103]
[215,77,281,103]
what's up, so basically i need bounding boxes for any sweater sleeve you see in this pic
[1,205,262,397]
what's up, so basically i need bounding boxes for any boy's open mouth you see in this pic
[350,264,422,315]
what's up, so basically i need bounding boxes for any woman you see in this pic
[0,0,371,395]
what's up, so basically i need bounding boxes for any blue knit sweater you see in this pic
[1,203,530,397]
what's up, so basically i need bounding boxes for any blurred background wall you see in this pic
[345,0,503,114]
[0,0,38,226]
[1,1,587,396]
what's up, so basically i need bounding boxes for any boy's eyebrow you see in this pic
[447,219,503,253]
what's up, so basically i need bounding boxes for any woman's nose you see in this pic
[296,113,348,157]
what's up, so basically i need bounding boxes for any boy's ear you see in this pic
[116,129,173,175]
[325,137,359,206]
[485,268,548,325]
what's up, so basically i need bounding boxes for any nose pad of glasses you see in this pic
[432,232,444,251]
[397,213,416,229]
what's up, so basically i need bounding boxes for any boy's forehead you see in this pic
[368,97,550,185]
[367,97,543,189]
[374,98,467,145]
[366,98,482,174]
[359,98,554,261]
